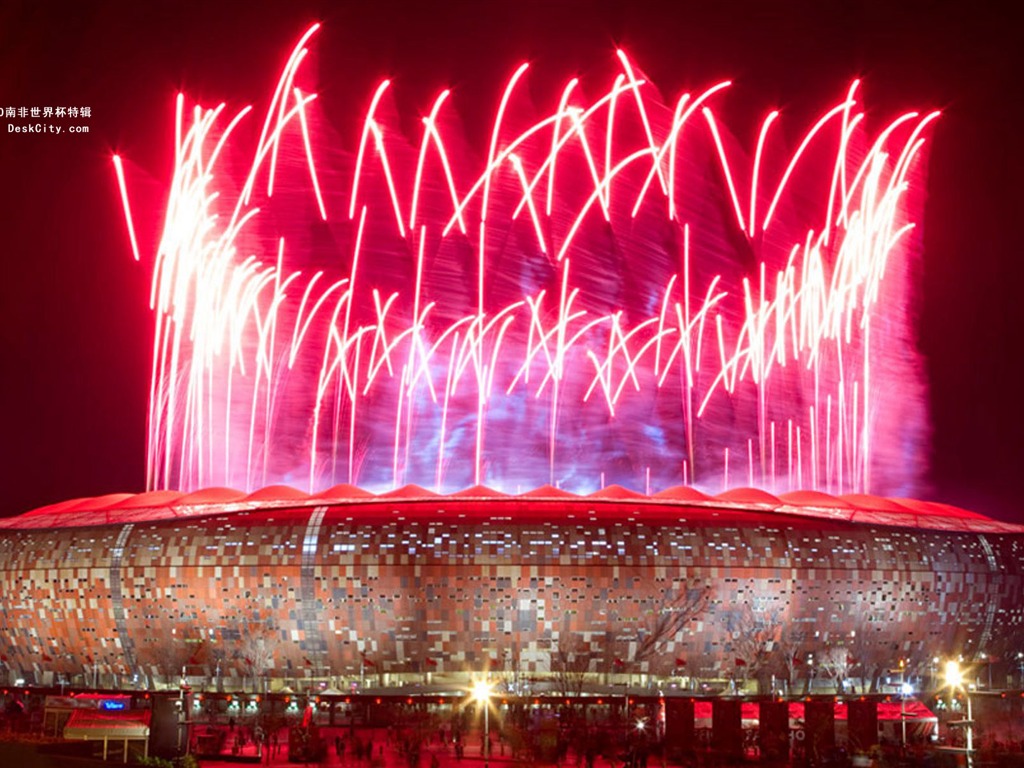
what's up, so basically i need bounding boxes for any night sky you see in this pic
[1,1,1021,521]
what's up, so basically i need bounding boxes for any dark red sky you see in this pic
[1,0,1021,520]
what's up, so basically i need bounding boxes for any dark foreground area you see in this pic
[5,727,1024,768]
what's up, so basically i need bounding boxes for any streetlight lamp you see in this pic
[472,677,494,768]
[944,660,973,764]
[178,665,191,755]
[897,658,909,750]
[900,679,913,750]
[633,717,647,766]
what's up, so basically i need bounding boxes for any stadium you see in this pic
[2,484,1022,695]
[1,27,988,697]
[5,20,1024,761]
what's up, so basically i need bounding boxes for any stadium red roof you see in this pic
[313,483,376,499]
[652,485,713,502]
[588,484,648,500]
[3,484,1021,534]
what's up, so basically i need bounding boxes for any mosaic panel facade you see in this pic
[1,500,1021,687]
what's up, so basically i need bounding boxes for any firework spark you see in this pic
[115,24,937,496]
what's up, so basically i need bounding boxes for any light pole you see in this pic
[945,660,973,766]
[900,682,914,749]
[632,717,647,767]
[897,659,905,749]
[472,678,494,768]
[178,665,188,754]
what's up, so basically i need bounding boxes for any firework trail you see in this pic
[114,24,937,496]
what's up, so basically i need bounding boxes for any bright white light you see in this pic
[944,660,962,688]
[472,678,493,703]
[901,682,913,695]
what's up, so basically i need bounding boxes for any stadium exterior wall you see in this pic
[1,490,1022,691]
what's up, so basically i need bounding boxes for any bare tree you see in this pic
[632,586,710,670]
[678,645,718,693]
[770,622,805,694]
[139,626,205,687]
[553,636,593,699]
[495,643,523,693]
[239,618,279,692]
[729,606,785,693]
[968,627,1024,690]
[597,626,620,684]
[818,646,853,694]
[847,628,891,693]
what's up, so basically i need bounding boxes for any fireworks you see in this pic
[114,24,937,496]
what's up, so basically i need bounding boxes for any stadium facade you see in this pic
[1,484,1022,693]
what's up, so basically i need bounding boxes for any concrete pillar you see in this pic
[711,698,743,757]
[664,698,695,758]
[758,699,789,760]
[805,699,835,759]
[847,699,878,753]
